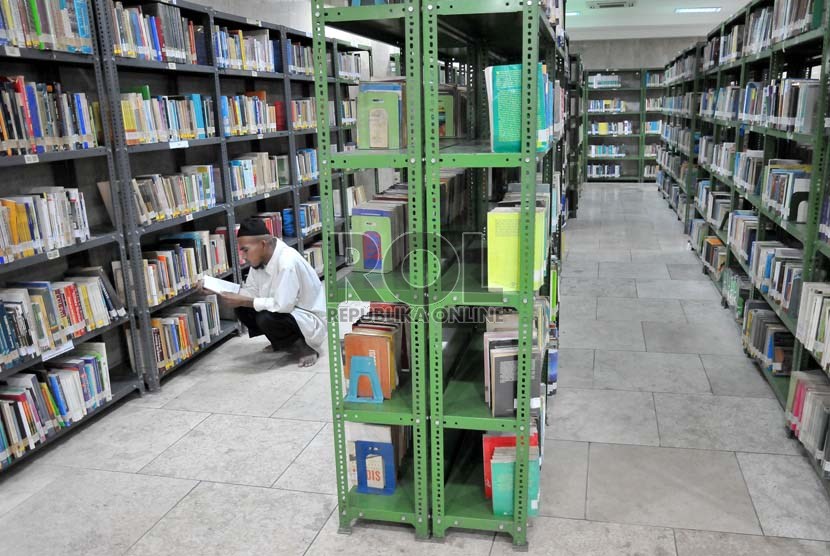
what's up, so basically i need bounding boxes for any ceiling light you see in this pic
[675,7,722,13]
[566,11,581,16]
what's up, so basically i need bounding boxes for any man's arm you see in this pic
[252,264,300,313]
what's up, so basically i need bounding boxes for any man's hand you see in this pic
[217,292,255,308]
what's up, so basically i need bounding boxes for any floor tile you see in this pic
[674,529,830,556]
[667,264,711,281]
[307,513,494,555]
[559,295,598,320]
[557,348,595,389]
[128,482,336,556]
[593,350,711,393]
[637,279,719,301]
[630,249,699,264]
[654,393,800,454]
[699,354,775,398]
[140,414,324,486]
[737,453,830,541]
[680,300,737,327]
[561,277,637,298]
[128,367,208,409]
[272,373,334,421]
[547,389,659,446]
[587,444,761,534]
[643,321,743,355]
[598,262,671,280]
[37,405,209,472]
[0,468,196,556]
[539,440,588,519]
[595,297,687,323]
[561,261,599,279]
[491,516,677,556]
[560,319,645,351]
[0,462,72,517]
[163,368,314,416]
[273,424,336,495]
[565,249,631,263]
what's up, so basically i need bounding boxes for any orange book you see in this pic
[244,90,267,102]
[343,332,395,399]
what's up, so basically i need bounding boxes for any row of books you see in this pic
[796,287,830,372]
[297,200,322,238]
[338,99,357,126]
[664,52,697,85]
[656,147,683,178]
[588,145,627,157]
[110,2,207,65]
[588,121,634,136]
[587,99,633,113]
[744,5,774,55]
[220,93,282,137]
[0,188,91,264]
[645,71,663,87]
[230,152,289,200]
[587,164,621,178]
[645,120,662,134]
[484,431,541,516]
[213,26,276,72]
[644,143,659,157]
[753,242,803,311]
[0,343,113,467]
[662,124,695,153]
[663,93,695,115]
[0,0,93,54]
[121,89,214,145]
[0,269,127,370]
[784,371,830,477]
[122,165,219,226]
[727,211,760,266]
[290,98,316,130]
[351,186,408,273]
[720,23,744,63]
[644,164,658,178]
[345,422,409,494]
[587,73,621,89]
[694,225,726,275]
[723,267,752,320]
[696,180,731,230]
[645,97,663,111]
[742,300,794,375]
[700,86,741,119]
[701,139,735,176]
[732,150,764,193]
[343,307,409,402]
[759,160,811,222]
[146,294,223,371]
[333,185,369,219]
[295,147,318,182]
[702,35,720,70]
[337,52,363,81]
[303,241,324,274]
[485,64,563,152]
[1,76,99,155]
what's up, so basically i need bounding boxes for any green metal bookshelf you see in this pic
[658,0,830,496]
[583,67,663,182]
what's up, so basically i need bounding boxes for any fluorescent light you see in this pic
[566,11,581,16]
[675,7,722,13]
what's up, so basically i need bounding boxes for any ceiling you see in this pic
[565,0,748,40]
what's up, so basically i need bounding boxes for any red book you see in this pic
[274,101,286,131]
[154,17,166,61]
[188,21,196,63]
[482,432,539,499]
[10,76,35,153]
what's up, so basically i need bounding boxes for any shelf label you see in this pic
[169,140,188,149]
[24,153,39,164]
[304,31,312,38]
[46,249,60,260]
[350,41,358,48]
[263,192,271,198]
[251,70,258,77]
[167,62,177,70]
[185,213,194,222]
[246,18,261,26]
[4,46,20,57]
[42,340,74,361]
[256,133,264,139]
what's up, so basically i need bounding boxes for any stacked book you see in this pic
[742,300,794,375]
[702,36,720,69]
[120,88,214,144]
[727,210,760,264]
[213,27,278,72]
[0,0,94,54]
[119,165,218,226]
[350,194,407,273]
[337,52,363,80]
[487,191,549,290]
[588,164,621,179]
[290,98,317,130]
[719,24,744,63]
[587,73,621,89]
[732,150,765,193]
[295,148,318,182]
[0,343,113,467]
[771,0,815,43]
[588,99,630,113]
[220,93,279,137]
[0,188,91,265]
[759,160,811,221]
[357,80,407,149]
[589,145,625,158]
[345,422,409,493]
[284,39,313,75]
[749,242,803,310]
[0,76,99,155]
[147,294,222,371]
[744,5,773,55]
[784,371,830,473]
[229,153,287,200]
[0,269,127,370]
[110,2,209,64]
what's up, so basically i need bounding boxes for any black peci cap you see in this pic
[237,217,270,237]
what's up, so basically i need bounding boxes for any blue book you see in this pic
[273,39,283,72]
[189,94,205,138]
[0,8,7,47]
[129,10,144,59]
[72,93,89,149]
[74,0,93,54]
[45,374,71,424]
[147,16,161,61]
[284,39,293,73]
[25,85,45,153]
[219,96,231,136]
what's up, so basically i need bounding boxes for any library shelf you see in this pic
[225,131,290,143]
[0,232,120,275]
[158,320,240,380]
[136,205,229,236]
[0,147,109,168]
[115,57,216,74]
[148,269,235,314]
[231,188,294,207]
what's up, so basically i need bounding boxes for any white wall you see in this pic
[570,37,702,70]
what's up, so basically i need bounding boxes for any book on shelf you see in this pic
[295,148,319,182]
[336,51,363,80]
[215,224,244,266]
[0,76,100,155]
[770,0,814,43]
[0,341,113,466]
[726,210,760,263]
[485,63,561,152]
[110,2,209,64]
[784,371,830,474]
[0,0,94,55]
[350,198,406,273]
[719,24,743,63]
[356,80,406,150]
[437,84,469,138]
[482,430,540,500]
[491,444,541,517]
[345,422,409,493]
[297,200,322,238]
[290,98,317,130]
[487,192,548,291]
[587,73,621,88]
[760,160,811,222]
[742,299,794,375]
[220,92,279,137]
[121,87,215,144]
[212,26,277,72]
[795,284,830,362]
[144,294,222,370]
[0,187,91,264]
[303,241,324,273]
[343,316,404,399]
[284,38,313,75]
[744,5,773,55]
[333,185,369,218]
[229,152,284,200]
[587,164,621,178]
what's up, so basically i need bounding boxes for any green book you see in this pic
[351,202,403,273]
[357,87,402,149]
[485,63,547,153]
[126,85,152,101]
[491,445,540,517]
[438,92,455,137]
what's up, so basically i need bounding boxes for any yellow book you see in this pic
[0,199,20,256]
[14,203,34,257]
[76,283,96,331]
[598,122,610,135]
[237,30,247,69]
[487,204,546,292]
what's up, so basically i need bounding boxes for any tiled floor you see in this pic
[2,182,830,555]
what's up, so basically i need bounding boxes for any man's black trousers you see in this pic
[235,307,303,350]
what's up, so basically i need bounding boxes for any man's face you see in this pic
[239,236,270,269]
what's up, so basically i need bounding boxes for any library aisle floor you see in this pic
[2,183,830,556]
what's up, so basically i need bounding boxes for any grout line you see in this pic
[672,529,680,556]
[653,392,662,446]
[584,442,592,520]
[734,452,765,536]
[269,421,327,488]
[269,372,318,418]
[302,504,338,556]
[121,479,202,555]
[698,354,715,395]
[134,411,212,475]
